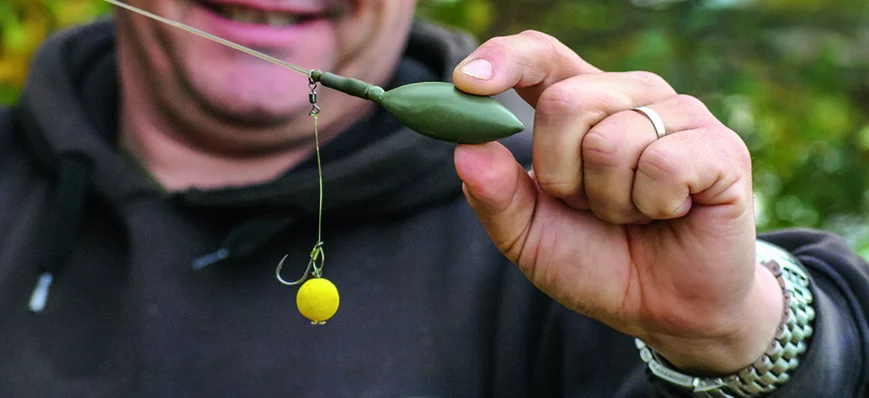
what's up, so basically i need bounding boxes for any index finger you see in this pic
[452,30,602,107]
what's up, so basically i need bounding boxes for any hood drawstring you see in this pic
[28,154,91,312]
[192,216,297,270]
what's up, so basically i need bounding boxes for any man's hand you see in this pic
[452,31,783,375]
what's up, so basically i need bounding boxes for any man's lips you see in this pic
[183,1,344,55]
[198,2,320,27]
[198,0,326,13]
[195,0,351,27]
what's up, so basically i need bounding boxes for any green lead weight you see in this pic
[312,70,525,144]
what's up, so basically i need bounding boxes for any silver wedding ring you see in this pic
[633,106,667,139]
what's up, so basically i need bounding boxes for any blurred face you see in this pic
[116,0,417,154]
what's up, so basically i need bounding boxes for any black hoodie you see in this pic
[0,18,867,398]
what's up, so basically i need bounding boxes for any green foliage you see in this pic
[417,0,496,37]
[3,0,869,255]
[0,0,111,101]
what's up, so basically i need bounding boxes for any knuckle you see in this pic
[535,173,580,198]
[519,29,561,48]
[537,83,623,122]
[587,91,628,118]
[582,128,622,168]
[536,84,583,118]
[721,128,752,170]
[519,30,590,73]
[672,94,709,114]
[734,136,752,168]
[480,35,515,56]
[704,127,751,170]
[638,146,680,180]
[484,35,509,47]
[626,71,672,93]
[485,30,563,59]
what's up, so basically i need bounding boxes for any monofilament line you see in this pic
[311,113,325,278]
[104,0,311,76]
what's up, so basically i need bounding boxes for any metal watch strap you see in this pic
[636,240,816,398]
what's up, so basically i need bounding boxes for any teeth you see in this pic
[226,5,261,23]
[218,4,302,27]
[266,13,299,27]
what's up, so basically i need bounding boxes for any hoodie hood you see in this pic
[13,18,533,292]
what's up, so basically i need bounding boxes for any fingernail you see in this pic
[461,59,494,80]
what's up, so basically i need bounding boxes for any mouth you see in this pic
[197,1,341,28]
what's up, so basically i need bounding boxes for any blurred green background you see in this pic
[2,0,869,257]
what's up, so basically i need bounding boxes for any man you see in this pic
[0,0,866,396]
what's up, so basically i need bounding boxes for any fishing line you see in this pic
[103,0,311,76]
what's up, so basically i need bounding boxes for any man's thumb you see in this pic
[454,142,538,259]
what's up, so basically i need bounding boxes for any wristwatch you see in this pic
[636,240,816,398]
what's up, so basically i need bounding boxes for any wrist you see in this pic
[653,263,784,375]
[637,240,816,397]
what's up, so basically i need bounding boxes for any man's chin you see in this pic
[173,69,310,129]
[196,96,305,129]
[209,107,296,129]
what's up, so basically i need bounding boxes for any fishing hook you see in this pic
[276,241,325,285]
